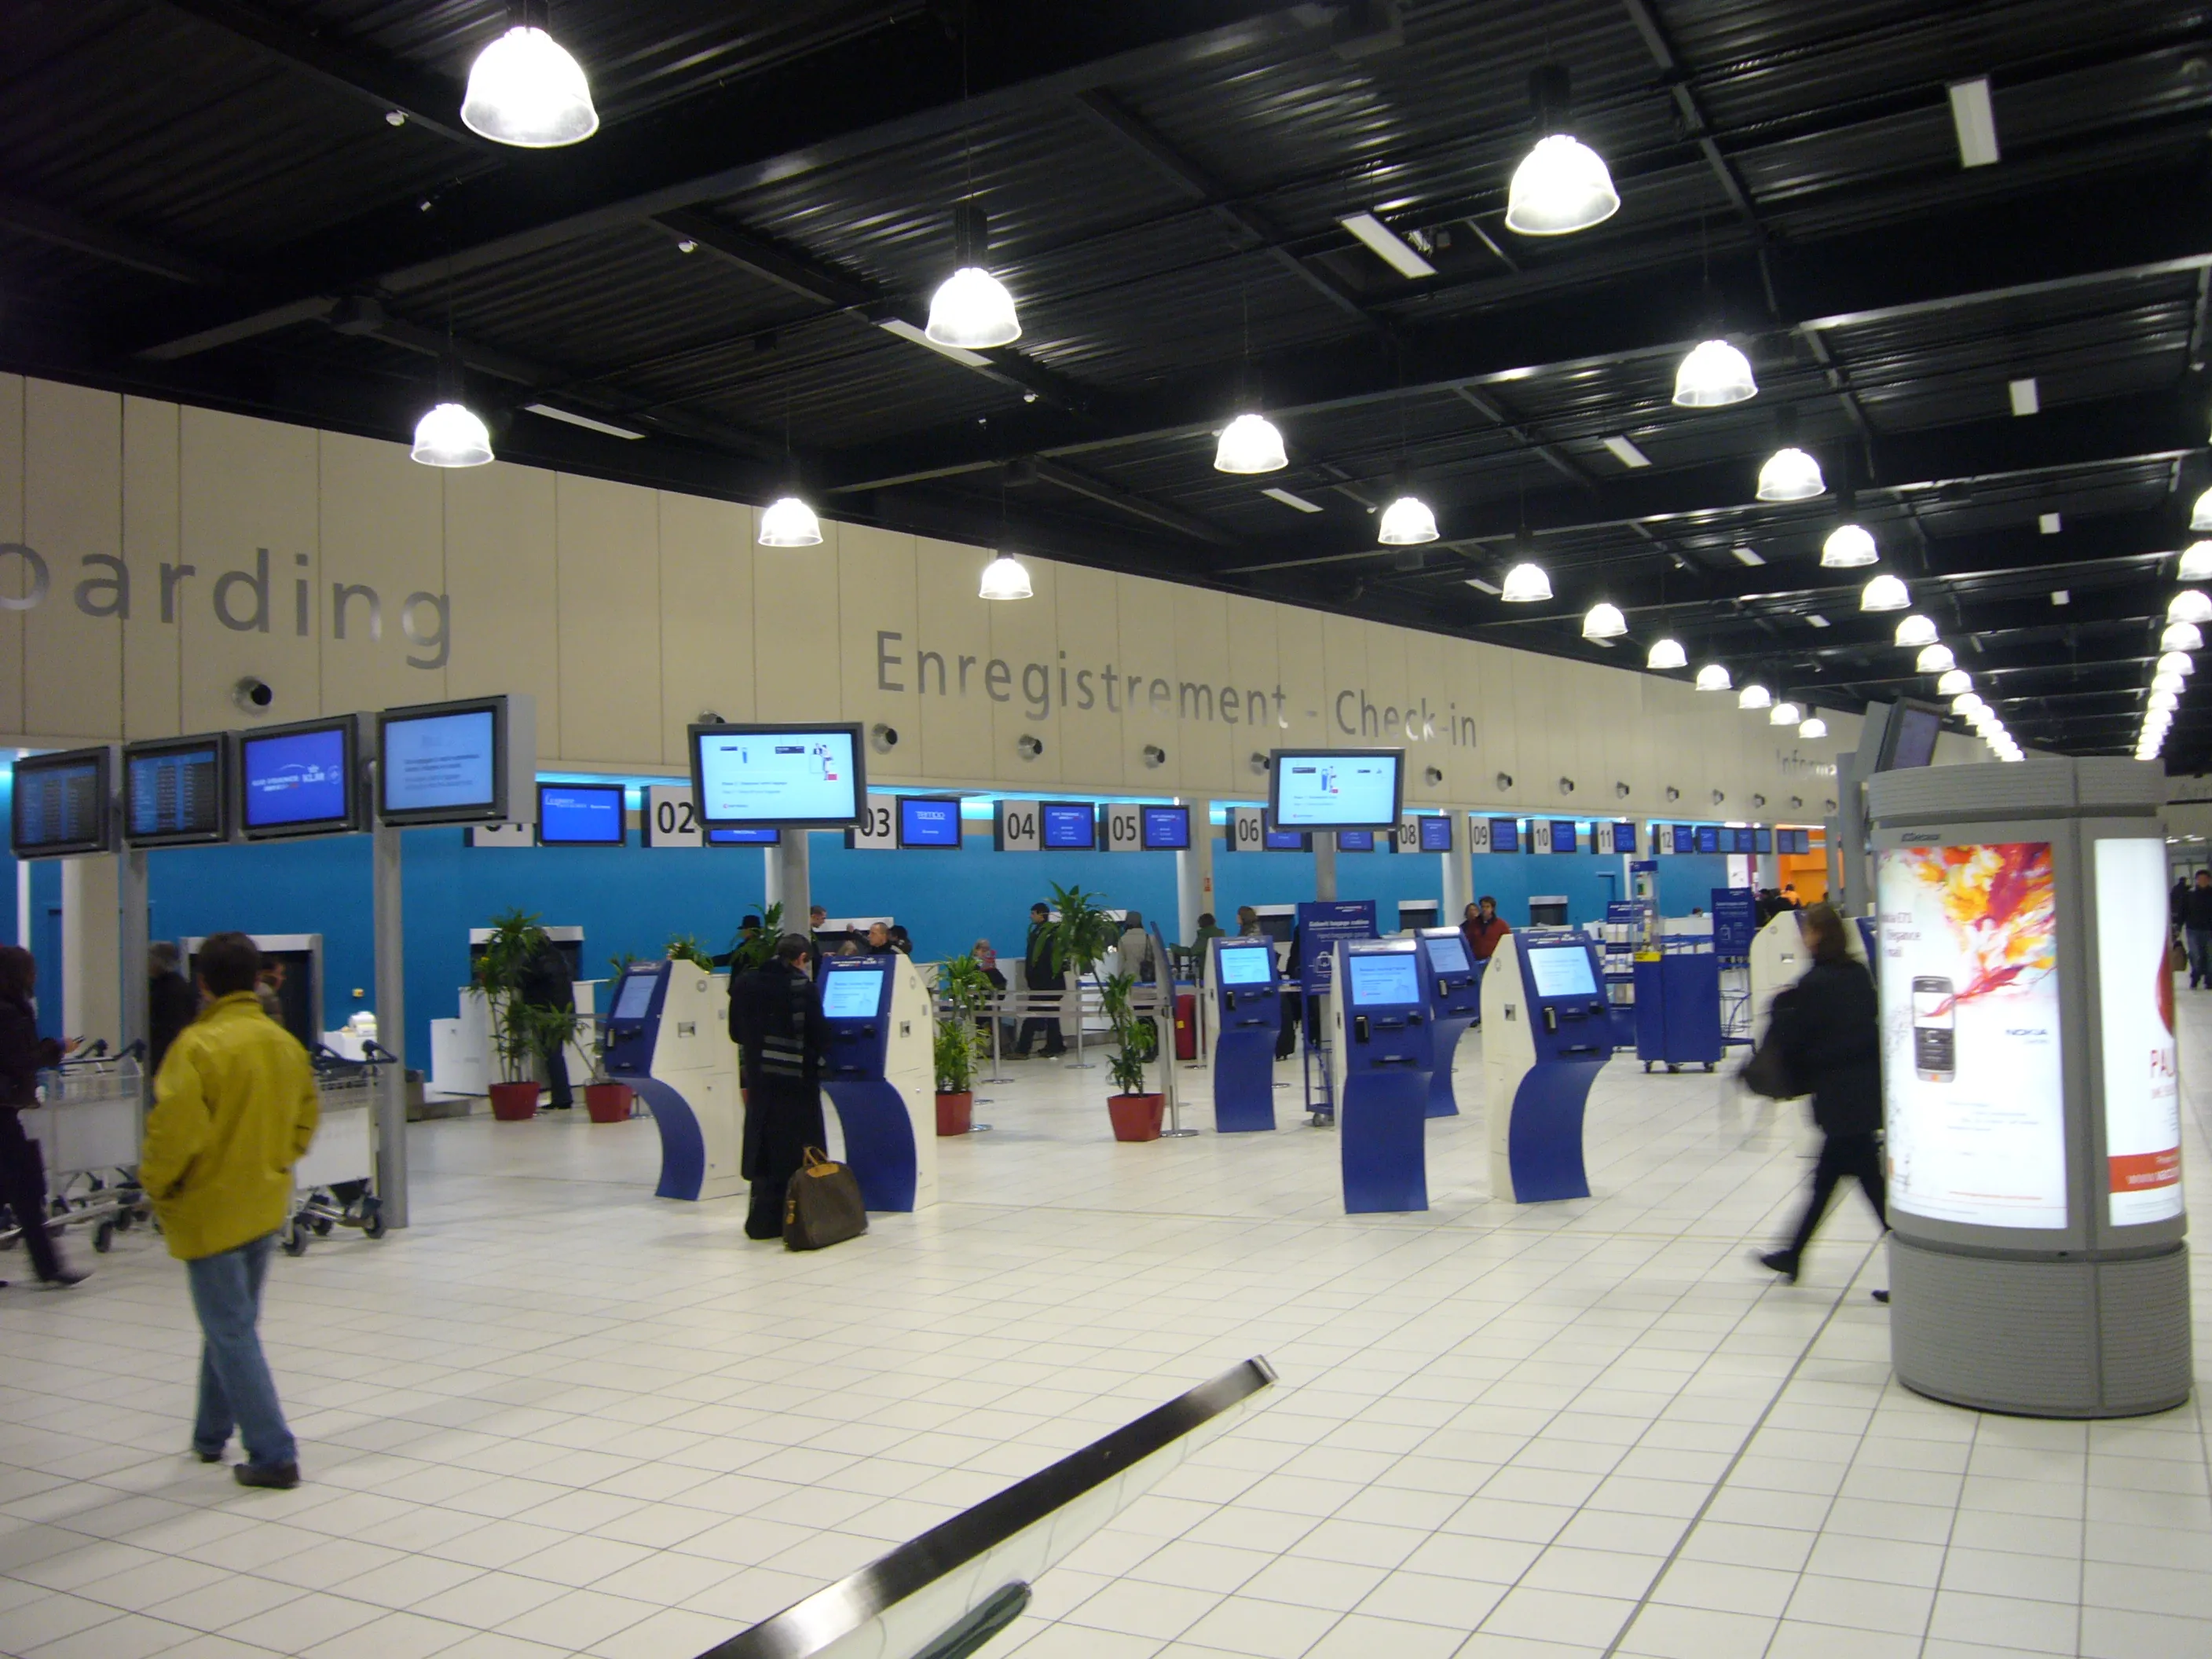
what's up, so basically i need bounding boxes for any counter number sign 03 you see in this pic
[1229,805,1267,851]
[1102,803,1141,851]
[847,793,897,851]
[644,784,702,848]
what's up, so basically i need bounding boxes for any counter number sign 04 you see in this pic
[644,784,703,848]
[994,800,1042,851]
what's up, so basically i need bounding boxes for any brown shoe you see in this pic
[233,1461,299,1490]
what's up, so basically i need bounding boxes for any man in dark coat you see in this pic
[1760,903,1885,1284]
[516,937,576,1109]
[148,943,200,1076]
[1014,903,1067,1058]
[728,934,827,1240]
[2183,870,2212,989]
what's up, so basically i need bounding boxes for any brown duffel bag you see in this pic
[783,1148,867,1251]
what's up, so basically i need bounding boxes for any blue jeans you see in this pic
[186,1233,295,1467]
[2189,928,2212,988]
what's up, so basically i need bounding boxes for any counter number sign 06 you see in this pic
[1230,806,1267,851]
[1103,803,1141,851]
[644,784,702,848]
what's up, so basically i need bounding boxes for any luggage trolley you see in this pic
[9,1049,148,1257]
[283,1045,390,1254]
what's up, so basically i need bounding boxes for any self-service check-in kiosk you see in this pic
[1481,932,1610,1202]
[1210,938,1281,1133]
[1327,938,1434,1213]
[603,960,743,1202]
[1416,927,1485,1119]
[819,954,937,1212]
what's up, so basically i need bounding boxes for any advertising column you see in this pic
[2094,838,2184,1227]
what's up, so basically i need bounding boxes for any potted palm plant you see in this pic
[579,1007,634,1123]
[932,954,992,1135]
[1101,971,1163,1141]
[1042,883,1119,1067]
[475,909,553,1121]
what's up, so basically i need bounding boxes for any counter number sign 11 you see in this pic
[848,792,897,851]
[643,784,703,848]
[1101,803,1141,851]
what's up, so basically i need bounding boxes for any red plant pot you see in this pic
[1107,1093,1164,1142]
[584,1082,634,1124]
[936,1091,973,1136]
[489,1082,540,1121]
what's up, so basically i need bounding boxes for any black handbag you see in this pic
[1741,989,1803,1101]
[784,1148,867,1251]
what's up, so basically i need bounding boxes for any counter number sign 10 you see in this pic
[1101,803,1141,851]
[644,784,703,848]
[847,792,897,851]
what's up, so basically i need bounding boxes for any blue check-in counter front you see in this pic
[1481,932,1610,1203]
[1326,938,1434,1213]
[604,960,743,1202]
[1415,927,1485,1119]
[1210,937,1281,1133]
[818,954,938,1212]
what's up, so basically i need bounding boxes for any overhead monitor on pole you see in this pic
[689,722,866,828]
[123,734,230,848]
[1268,749,1404,831]
[1874,698,1944,771]
[237,717,364,840]
[11,747,115,859]
[377,694,534,827]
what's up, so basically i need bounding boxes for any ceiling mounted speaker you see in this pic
[1664,786,1681,802]
[870,723,899,753]
[1251,753,1271,773]
[1141,745,1166,767]
[1016,734,1043,759]
[1712,789,1726,805]
[1424,766,1444,785]
[1751,794,1766,808]
[1558,777,1575,793]
[1496,771,1514,790]
[233,676,274,713]
[1615,781,1631,798]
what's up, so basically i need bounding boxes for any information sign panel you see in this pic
[644,784,702,848]
[2094,837,2184,1225]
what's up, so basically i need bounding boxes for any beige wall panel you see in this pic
[656,490,754,764]
[1398,628,1450,804]
[1112,573,1182,792]
[1360,618,1412,749]
[1273,606,1326,752]
[178,408,320,734]
[554,473,659,764]
[1440,641,1486,805]
[317,430,446,719]
[445,461,558,760]
[1318,613,1367,744]
[121,397,181,739]
[1559,659,1610,804]
[1222,595,1282,795]
[1169,582,1231,792]
[751,511,840,727]
[1051,563,1122,786]
[836,524,918,779]
[913,536,993,782]
[0,375,27,734]
[987,558,1060,788]
[24,380,122,739]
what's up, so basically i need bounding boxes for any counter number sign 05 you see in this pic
[644,784,703,848]
[1102,803,1141,851]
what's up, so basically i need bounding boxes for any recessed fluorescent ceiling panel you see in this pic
[2008,377,2039,416]
[877,316,991,368]
[1806,614,1830,628]
[2038,513,2061,534]
[1339,212,1436,279]
[525,404,644,439]
[1600,436,1650,468]
[1730,547,1765,566]
[1465,577,1501,595]
[1949,77,2001,167]
[1261,487,1324,513]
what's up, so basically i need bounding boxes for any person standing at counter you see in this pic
[518,935,577,1111]
[728,935,828,1242]
[148,942,199,1077]
[2185,870,2212,989]
[0,946,83,1290]
[1015,903,1067,1058]
[1462,897,1510,961]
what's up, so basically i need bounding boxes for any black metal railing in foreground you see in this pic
[698,1356,1278,1659]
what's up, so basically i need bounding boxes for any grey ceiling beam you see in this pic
[1012,457,1239,546]
[0,192,229,286]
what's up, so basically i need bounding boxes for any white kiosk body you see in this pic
[603,962,744,1203]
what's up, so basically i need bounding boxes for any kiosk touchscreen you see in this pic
[1326,939,1434,1213]
[1481,934,1610,1203]
[1416,928,1485,1119]
[602,960,742,1202]
[1210,939,1281,1133]
[818,954,937,1212]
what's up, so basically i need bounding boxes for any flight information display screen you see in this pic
[612,969,659,1023]
[1695,825,1719,855]
[1270,749,1402,829]
[240,723,353,834]
[126,740,224,845]
[537,784,624,844]
[1490,818,1520,853]
[1418,815,1453,852]
[1551,820,1577,853]
[1527,946,1599,999]
[1346,951,1419,1007]
[692,725,863,826]
[1336,830,1375,851]
[1423,934,1471,976]
[1042,802,1096,848]
[1216,944,1273,987]
[1755,827,1774,853]
[822,968,885,1020]
[383,707,497,819]
[12,750,109,857]
[898,797,962,848]
[709,826,780,844]
[1263,826,1308,851]
[1141,805,1190,850]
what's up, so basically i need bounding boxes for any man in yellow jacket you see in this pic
[141,932,319,1489]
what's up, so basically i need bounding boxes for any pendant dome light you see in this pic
[2150,689,2180,714]
[2161,651,2196,676]
[1756,406,1824,502]
[1799,715,1828,739]
[978,552,1032,601]
[2152,671,2185,695]
[1378,495,1439,545]
[1673,339,1757,408]
[1861,573,1910,611]
[2182,542,2212,581]
[1582,601,1627,639]
[1214,412,1287,474]
[1770,700,1801,727]
[1916,643,1956,673]
[1500,562,1553,603]
[2170,590,2212,624]
[462,4,600,148]
[926,204,1020,349]
[2164,621,2204,652]
[1893,613,1939,648]
[1936,668,1972,696]
[1738,683,1771,710]
[1504,67,1620,236]
[410,399,493,468]
[1952,693,1986,717]
[1646,637,1687,671]
[757,496,823,547]
[2192,487,2212,533]
[1822,522,1878,568]
[1695,662,1732,691]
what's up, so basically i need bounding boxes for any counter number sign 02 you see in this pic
[643,784,702,848]
[848,793,897,851]
[1102,803,1141,851]
[1229,805,1267,851]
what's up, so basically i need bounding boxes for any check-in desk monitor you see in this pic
[1210,939,1282,1134]
[1326,939,1434,1214]
[1417,928,1485,1119]
[602,959,742,1203]
[1481,934,1610,1203]
[818,954,938,1212]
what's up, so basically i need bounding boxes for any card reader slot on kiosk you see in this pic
[1326,940,1435,1213]
[1481,935,1610,1202]
[817,955,937,1213]
[603,961,742,1202]
[1210,939,1281,1133]
[1415,928,1484,1119]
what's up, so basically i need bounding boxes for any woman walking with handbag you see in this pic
[0,946,86,1289]
[1757,904,1887,1285]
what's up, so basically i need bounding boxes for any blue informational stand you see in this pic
[1414,928,1484,1119]
[603,960,744,1202]
[1210,937,1281,1133]
[1325,938,1434,1213]
[1297,900,1378,1121]
[1481,932,1610,1203]
[1632,938,1723,1071]
[818,954,938,1212]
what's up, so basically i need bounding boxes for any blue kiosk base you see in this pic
[823,1081,921,1212]
[1213,1027,1278,1133]
[1503,1062,1599,1202]
[1425,1015,1474,1119]
[1341,1074,1429,1213]
[631,1078,712,1202]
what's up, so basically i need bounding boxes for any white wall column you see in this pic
[1313,834,1337,902]
[1176,797,1214,944]
[767,830,811,928]
[1441,813,1471,922]
[60,854,119,1046]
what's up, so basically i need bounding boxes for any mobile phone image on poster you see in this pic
[1877,841,2067,1229]
[2093,837,2184,1225]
